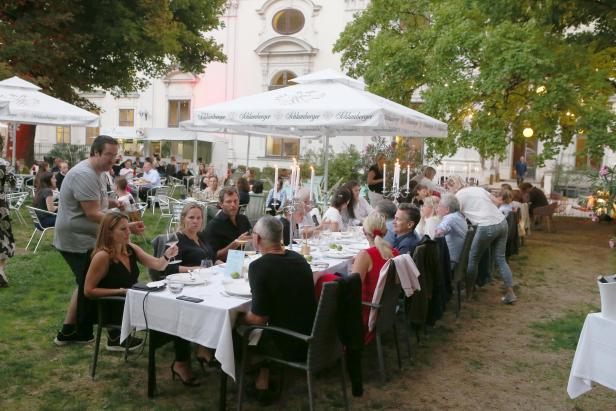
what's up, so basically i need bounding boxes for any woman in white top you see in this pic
[343,180,374,226]
[416,195,441,239]
[321,187,352,232]
[446,175,517,304]
[119,159,135,182]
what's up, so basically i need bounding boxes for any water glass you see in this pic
[200,259,213,269]
[168,279,184,294]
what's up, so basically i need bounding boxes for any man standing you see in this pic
[515,156,527,186]
[391,203,422,255]
[202,187,252,261]
[138,160,161,202]
[55,161,69,190]
[53,135,144,345]
[367,154,386,206]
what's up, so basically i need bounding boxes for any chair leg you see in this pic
[456,282,462,319]
[376,333,386,384]
[90,324,103,378]
[393,325,402,370]
[33,230,46,254]
[307,370,315,411]
[340,357,349,411]
[25,229,37,250]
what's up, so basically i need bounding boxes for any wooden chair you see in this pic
[533,202,559,233]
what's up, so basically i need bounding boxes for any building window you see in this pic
[272,9,305,35]
[119,109,134,127]
[266,136,299,158]
[168,100,191,128]
[85,127,100,146]
[56,126,71,144]
[575,135,601,170]
[269,70,297,90]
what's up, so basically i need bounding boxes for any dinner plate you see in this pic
[224,281,252,297]
[310,262,330,271]
[324,251,355,259]
[166,273,206,286]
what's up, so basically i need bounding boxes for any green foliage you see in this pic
[334,0,616,164]
[46,144,89,166]
[0,0,227,107]
[303,144,364,186]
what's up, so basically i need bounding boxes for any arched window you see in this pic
[269,70,297,90]
[272,8,305,35]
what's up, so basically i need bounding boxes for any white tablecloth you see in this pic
[567,313,616,398]
[120,234,368,380]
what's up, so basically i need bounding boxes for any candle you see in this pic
[274,165,278,199]
[394,159,401,191]
[382,163,387,192]
[295,164,301,196]
[406,165,410,191]
[309,166,315,201]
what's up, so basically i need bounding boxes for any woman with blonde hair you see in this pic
[352,212,399,343]
[165,203,215,275]
[84,212,201,386]
[416,195,441,239]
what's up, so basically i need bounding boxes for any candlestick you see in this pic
[382,163,387,192]
[393,159,401,191]
[309,166,314,201]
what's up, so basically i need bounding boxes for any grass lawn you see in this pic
[1,201,616,410]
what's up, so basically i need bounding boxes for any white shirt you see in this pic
[143,169,161,188]
[353,196,374,221]
[119,167,134,181]
[416,215,441,239]
[322,207,344,231]
[456,187,505,227]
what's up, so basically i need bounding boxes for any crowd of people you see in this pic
[1,138,556,405]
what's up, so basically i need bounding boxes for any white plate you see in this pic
[166,273,206,286]
[224,281,252,297]
[310,262,330,271]
[324,251,355,259]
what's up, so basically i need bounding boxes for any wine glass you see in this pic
[165,232,179,263]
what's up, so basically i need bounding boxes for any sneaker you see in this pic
[106,336,144,352]
[54,331,95,346]
[501,293,518,304]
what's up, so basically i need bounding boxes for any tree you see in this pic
[0,0,227,107]
[334,0,616,165]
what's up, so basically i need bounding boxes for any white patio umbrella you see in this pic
[181,69,447,193]
[0,76,100,164]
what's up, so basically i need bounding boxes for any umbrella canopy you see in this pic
[182,70,446,138]
[0,76,99,127]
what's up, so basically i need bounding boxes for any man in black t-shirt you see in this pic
[202,187,252,261]
[243,215,316,397]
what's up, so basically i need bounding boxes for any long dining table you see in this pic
[120,229,368,401]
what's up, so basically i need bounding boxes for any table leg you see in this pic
[148,333,156,398]
[219,368,227,411]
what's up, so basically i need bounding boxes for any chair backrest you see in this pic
[453,225,476,283]
[95,296,127,329]
[245,193,266,224]
[374,263,402,333]
[26,206,44,230]
[149,234,168,280]
[168,200,185,232]
[307,281,341,372]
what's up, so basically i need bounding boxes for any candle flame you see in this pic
[310,166,314,171]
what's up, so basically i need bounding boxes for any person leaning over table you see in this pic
[391,203,422,255]
[351,212,399,343]
[83,213,201,385]
[202,187,252,262]
[53,135,145,346]
[434,193,468,270]
[446,175,517,304]
[240,215,317,405]
[321,187,352,232]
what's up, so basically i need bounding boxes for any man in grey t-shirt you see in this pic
[54,135,145,345]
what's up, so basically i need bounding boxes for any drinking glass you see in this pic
[168,279,184,294]
[165,232,179,263]
[200,259,213,269]
[126,203,141,222]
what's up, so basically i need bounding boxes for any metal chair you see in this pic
[166,176,185,197]
[154,194,174,229]
[453,226,476,318]
[25,206,56,253]
[362,264,405,383]
[168,199,185,233]
[237,281,349,411]
[7,192,28,224]
[245,193,266,225]
[147,185,169,214]
[90,296,131,378]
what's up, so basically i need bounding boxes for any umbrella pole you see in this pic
[323,135,329,206]
[11,122,16,166]
[246,134,251,168]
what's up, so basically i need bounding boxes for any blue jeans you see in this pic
[467,219,513,288]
